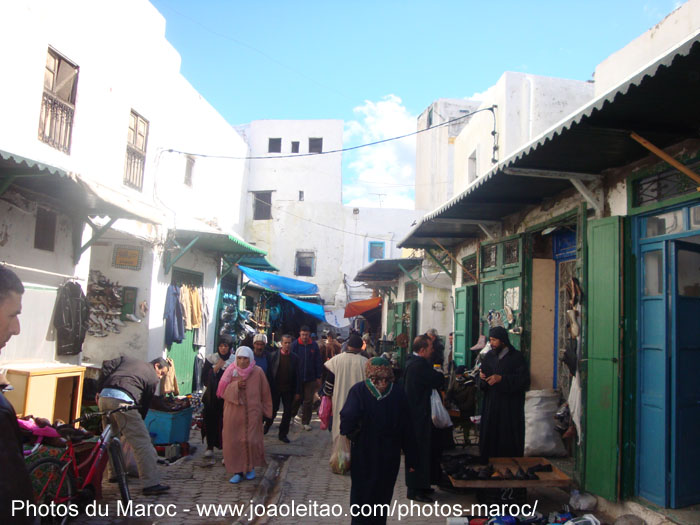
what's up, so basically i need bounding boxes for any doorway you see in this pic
[636,201,700,508]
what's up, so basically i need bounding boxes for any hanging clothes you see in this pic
[180,285,193,331]
[164,284,184,346]
[193,289,209,348]
[190,287,203,329]
[161,357,180,395]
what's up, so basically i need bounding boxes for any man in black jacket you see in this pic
[265,334,302,442]
[403,335,445,503]
[96,356,170,495]
[291,325,322,431]
[0,266,34,524]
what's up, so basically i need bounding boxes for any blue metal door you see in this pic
[670,240,700,508]
[637,242,667,505]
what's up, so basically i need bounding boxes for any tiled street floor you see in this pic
[77,413,614,524]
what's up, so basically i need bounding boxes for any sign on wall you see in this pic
[112,245,143,270]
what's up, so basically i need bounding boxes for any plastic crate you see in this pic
[144,407,193,444]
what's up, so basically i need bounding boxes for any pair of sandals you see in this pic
[229,470,256,484]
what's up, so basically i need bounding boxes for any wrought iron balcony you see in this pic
[38,90,74,154]
[124,145,145,191]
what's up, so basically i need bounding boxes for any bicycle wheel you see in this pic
[27,457,75,524]
[108,439,131,503]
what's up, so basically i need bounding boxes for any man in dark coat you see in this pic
[341,358,417,525]
[426,328,445,368]
[291,325,322,431]
[0,266,34,525]
[402,335,445,502]
[478,326,530,459]
[265,334,301,442]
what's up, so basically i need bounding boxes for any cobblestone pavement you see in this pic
[77,412,591,524]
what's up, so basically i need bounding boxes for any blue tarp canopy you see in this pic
[279,293,326,323]
[238,265,319,295]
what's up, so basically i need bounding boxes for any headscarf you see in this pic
[364,357,394,400]
[216,346,256,398]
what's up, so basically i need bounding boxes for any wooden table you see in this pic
[448,457,571,488]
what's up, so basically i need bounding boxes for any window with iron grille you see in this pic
[253,191,272,220]
[504,239,519,265]
[39,48,78,154]
[184,155,195,187]
[462,255,477,284]
[404,281,418,300]
[268,138,281,153]
[295,251,315,277]
[34,207,57,252]
[124,110,148,191]
[632,161,700,208]
[309,137,323,153]
[481,244,497,269]
[369,241,385,262]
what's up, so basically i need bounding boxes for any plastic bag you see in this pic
[329,435,351,474]
[524,389,567,456]
[319,396,332,431]
[430,389,451,429]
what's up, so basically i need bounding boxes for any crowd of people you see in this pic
[1,264,530,525]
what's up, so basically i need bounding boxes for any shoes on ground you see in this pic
[263,422,272,435]
[229,474,243,484]
[407,491,433,503]
[204,449,213,458]
[279,436,290,443]
[245,470,256,480]
[303,424,312,431]
[142,484,170,495]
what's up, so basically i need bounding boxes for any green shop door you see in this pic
[585,216,622,501]
[393,300,417,369]
[167,268,204,395]
[454,286,476,367]
[479,237,523,351]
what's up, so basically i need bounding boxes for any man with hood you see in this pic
[478,326,530,459]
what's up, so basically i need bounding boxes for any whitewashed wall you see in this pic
[453,73,593,193]
[0,0,249,365]
[415,99,480,212]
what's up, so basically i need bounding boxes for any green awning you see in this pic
[235,254,278,271]
[0,149,68,177]
[174,229,267,256]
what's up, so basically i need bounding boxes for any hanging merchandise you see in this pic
[54,281,89,355]
[86,270,125,339]
[193,289,208,348]
[164,284,184,346]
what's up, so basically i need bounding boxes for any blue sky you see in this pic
[150,0,682,208]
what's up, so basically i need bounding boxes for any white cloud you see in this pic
[466,85,496,102]
[342,95,416,210]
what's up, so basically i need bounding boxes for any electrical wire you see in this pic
[252,192,403,240]
[164,106,496,161]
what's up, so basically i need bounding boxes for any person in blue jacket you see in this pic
[291,325,322,431]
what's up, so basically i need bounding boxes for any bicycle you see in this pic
[25,404,139,524]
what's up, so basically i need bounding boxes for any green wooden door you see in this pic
[167,328,196,395]
[584,216,622,501]
[454,286,467,366]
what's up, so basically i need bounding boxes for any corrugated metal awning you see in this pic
[400,33,700,248]
[354,258,423,283]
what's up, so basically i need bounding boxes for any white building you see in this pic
[453,72,594,193]
[239,119,423,311]
[415,98,481,212]
[0,0,254,381]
